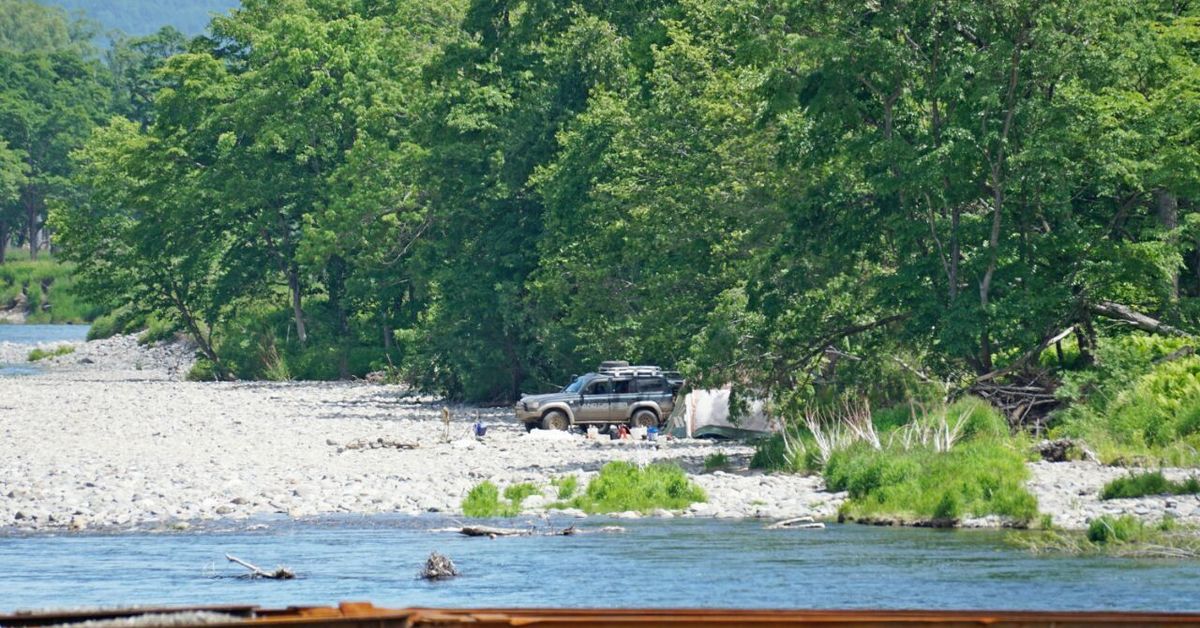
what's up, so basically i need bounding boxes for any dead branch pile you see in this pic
[421,552,459,580]
[225,554,295,580]
[970,371,1060,432]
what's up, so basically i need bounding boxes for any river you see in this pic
[0,324,90,376]
[2,516,1199,612]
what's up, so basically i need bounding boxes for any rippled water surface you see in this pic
[2,517,1199,612]
[0,324,90,345]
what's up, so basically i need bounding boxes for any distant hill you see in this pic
[38,0,239,37]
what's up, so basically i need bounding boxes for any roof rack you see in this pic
[597,364,665,378]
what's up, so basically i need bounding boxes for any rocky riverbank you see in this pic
[0,334,1196,534]
[0,336,842,532]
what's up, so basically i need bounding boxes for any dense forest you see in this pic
[39,0,238,37]
[3,0,1200,444]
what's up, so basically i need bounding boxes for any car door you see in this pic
[611,378,637,421]
[577,378,613,423]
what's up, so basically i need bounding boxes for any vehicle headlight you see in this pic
[527,401,540,410]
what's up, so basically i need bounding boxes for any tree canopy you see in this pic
[34,0,1200,415]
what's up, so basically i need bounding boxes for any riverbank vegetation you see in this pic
[1017,515,1200,559]
[0,254,99,323]
[27,344,74,361]
[1100,472,1200,501]
[461,463,706,517]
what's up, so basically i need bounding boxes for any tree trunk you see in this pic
[1156,189,1179,300]
[0,219,7,264]
[288,268,308,346]
[24,192,39,262]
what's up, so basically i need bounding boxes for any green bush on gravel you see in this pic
[1100,472,1200,500]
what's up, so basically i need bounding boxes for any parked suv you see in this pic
[515,363,681,431]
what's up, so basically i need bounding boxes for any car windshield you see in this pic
[562,376,586,393]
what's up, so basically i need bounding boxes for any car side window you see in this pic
[636,377,666,393]
[613,380,632,394]
[585,380,611,395]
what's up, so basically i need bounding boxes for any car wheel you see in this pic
[631,409,658,428]
[541,410,569,431]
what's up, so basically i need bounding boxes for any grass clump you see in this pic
[567,462,706,514]
[1016,515,1200,559]
[27,345,75,362]
[551,475,578,500]
[704,452,731,472]
[1100,471,1200,500]
[758,396,1038,526]
[461,481,541,517]
[827,438,1038,525]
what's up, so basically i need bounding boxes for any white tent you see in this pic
[667,388,778,439]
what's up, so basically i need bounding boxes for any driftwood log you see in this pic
[766,517,826,530]
[225,554,295,580]
[456,524,625,538]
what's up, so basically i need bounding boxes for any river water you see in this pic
[0,324,90,376]
[2,516,1199,613]
[0,324,90,345]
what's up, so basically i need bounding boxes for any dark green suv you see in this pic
[514,364,681,431]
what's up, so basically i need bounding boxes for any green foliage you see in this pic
[1087,515,1148,545]
[551,475,578,500]
[461,481,505,518]
[86,305,148,340]
[1017,515,1200,557]
[703,452,730,472]
[26,344,73,361]
[828,439,1038,524]
[1100,472,1200,500]
[136,314,176,345]
[568,462,706,514]
[0,258,99,323]
[461,480,539,517]
[38,0,1200,407]
[1053,335,1200,464]
[503,483,539,507]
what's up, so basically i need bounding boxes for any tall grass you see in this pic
[752,396,1038,525]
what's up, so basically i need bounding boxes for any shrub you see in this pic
[27,345,75,362]
[503,482,539,508]
[461,481,541,517]
[137,315,178,346]
[1100,472,1200,500]
[87,306,149,340]
[551,475,578,500]
[462,481,504,517]
[1086,515,1146,545]
[1052,334,1200,464]
[704,452,730,472]
[572,462,706,514]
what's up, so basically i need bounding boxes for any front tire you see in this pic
[541,410,569,431]
[631,409,658,428]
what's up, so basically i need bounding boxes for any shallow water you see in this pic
[0,324,90,345]
[0,324,89,376]
[2,516,1199,613]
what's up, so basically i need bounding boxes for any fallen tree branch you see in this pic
[1091,301,1190,337]
[225,554,295,580]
